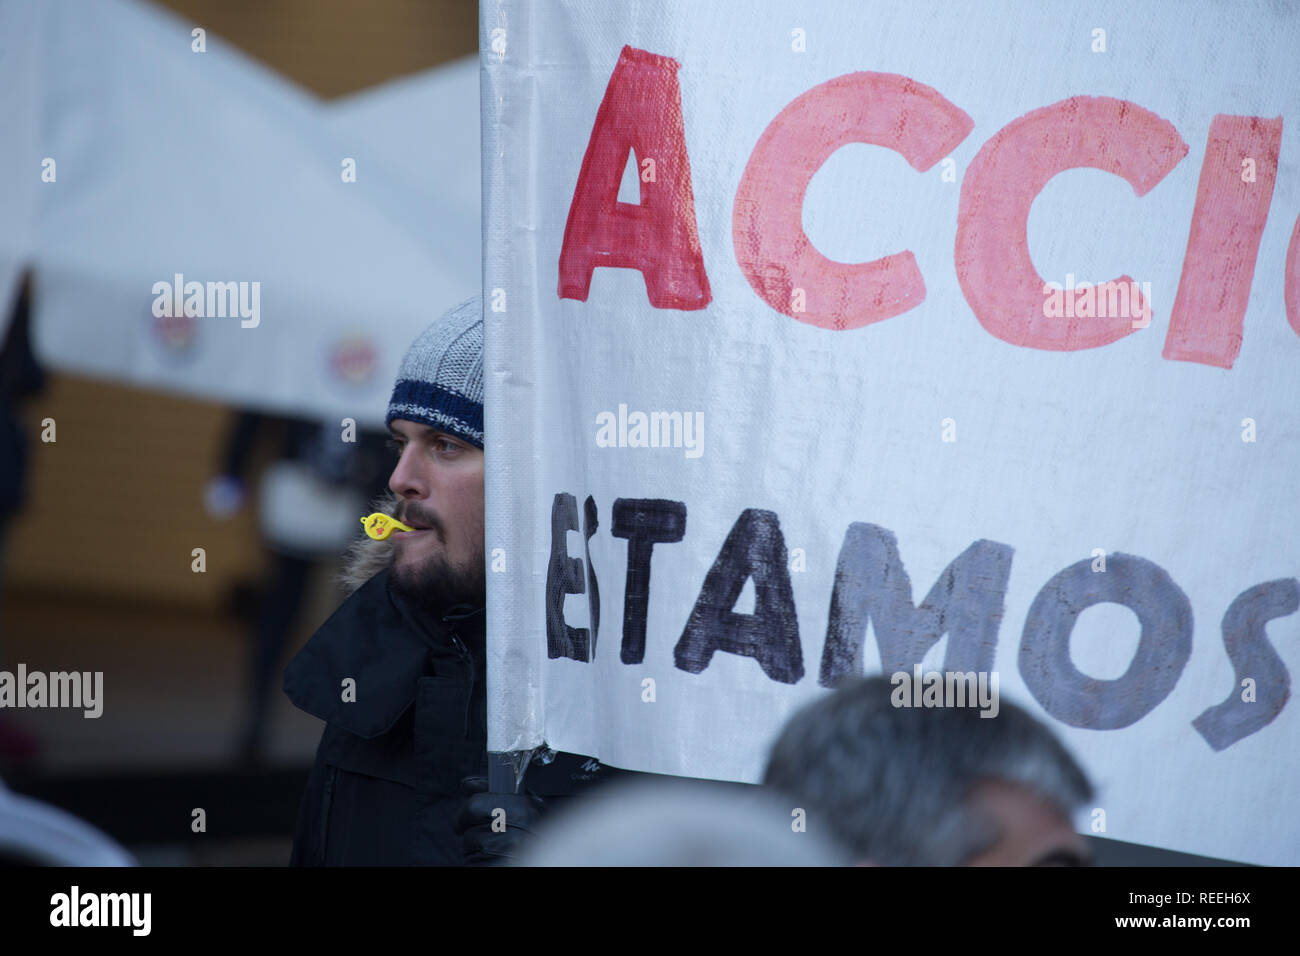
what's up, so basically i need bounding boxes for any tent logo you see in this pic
[148,308,199,359]
[328,334,378,386]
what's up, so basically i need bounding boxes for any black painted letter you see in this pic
[1018,553,1192,729]
[1192,578,1296,751]
[583,495,601,655]
[674,509,802,683]
[818,523,1013,687]
[611,498,687,664]
[546,493,591,661]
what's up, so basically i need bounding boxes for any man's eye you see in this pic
[434,438,461,455]
[386,438,405,455]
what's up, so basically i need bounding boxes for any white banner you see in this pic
[482,0,1300,865]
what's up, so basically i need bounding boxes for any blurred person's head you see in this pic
[0,778,135,866]
[516,778,848,866]
[762,676,1093,866]
[379,297,486,616]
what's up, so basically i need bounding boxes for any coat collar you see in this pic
[282,569,484,739]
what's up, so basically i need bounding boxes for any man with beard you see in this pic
[284,297,622,865]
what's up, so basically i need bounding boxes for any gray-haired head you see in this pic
[516,778,847,867]
[762,676,1093,865]
[386,295,483,449]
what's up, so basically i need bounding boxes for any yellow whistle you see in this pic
[361,512,414,540]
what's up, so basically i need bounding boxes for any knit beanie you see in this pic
[386,296,484,449]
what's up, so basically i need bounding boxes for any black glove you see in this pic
[456,775,546,865]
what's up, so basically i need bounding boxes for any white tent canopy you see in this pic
[7,0,479,427]
[0,0,40,321]
[325,55,480,264]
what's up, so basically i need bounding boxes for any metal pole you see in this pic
[487,749,528,794]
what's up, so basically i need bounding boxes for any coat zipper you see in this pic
[319,765,337,864]
[449,632,475,740]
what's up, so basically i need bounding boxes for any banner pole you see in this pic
[487,749,529,795]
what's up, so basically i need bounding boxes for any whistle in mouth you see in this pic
[361,512,414,540]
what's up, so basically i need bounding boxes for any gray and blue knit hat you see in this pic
[386,296,484,449]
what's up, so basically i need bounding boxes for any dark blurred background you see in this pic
[0,0,476,866]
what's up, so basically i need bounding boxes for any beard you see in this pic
[388,539,486,621]
[386,498,486,623]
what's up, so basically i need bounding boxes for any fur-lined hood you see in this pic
[338,490,400,593]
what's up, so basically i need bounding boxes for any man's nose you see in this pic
[388,447,428,499]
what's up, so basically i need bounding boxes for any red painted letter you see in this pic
[732,72,973,331]
[955,97,1188,350]
[558,45,711,310]
[1164,116,1283,368]
[1288,210,1300,340]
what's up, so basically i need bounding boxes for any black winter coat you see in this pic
[284,567,641,865]
[284,568,488,865]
